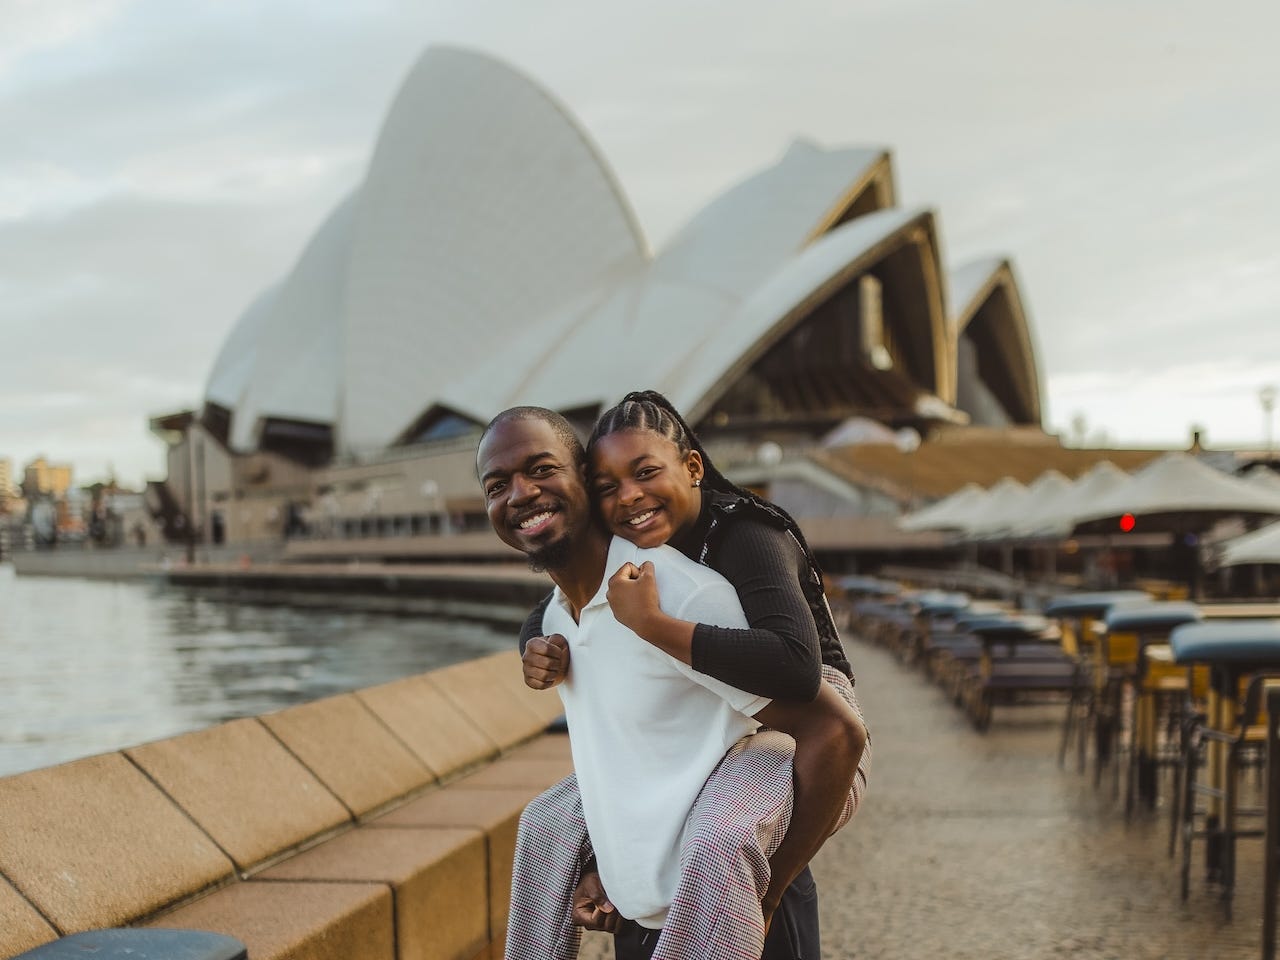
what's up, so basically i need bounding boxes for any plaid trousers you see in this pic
[504,667,869,960]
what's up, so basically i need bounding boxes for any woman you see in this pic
[511,391,870,959]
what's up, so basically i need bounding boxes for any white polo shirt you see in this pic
[543,536,770,929]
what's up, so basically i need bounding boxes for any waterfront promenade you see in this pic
[580,636,1269,959]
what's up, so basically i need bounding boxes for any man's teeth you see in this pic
[628,510,656,526]
[519,512,553,530]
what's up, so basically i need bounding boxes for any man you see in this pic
[477,407,862,959]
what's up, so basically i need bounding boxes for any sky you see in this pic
[1,0,1278,489]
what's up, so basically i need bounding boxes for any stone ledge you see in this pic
[0,651,559,960]
[149,880,394,960]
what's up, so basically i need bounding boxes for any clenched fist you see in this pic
[522,633,569,689]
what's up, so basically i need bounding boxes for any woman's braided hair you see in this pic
[588,389,826,577]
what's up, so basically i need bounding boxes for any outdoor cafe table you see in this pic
[960,615,1070,731]
[1170,618,1280,926]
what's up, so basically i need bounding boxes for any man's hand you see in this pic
[606,561,661,636]
[571,870,620,933]
[522,634,569,689]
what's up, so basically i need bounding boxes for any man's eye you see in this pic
[532,464,555,477]
[486,482,505,498]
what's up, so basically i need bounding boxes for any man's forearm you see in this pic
[753,683,866,917]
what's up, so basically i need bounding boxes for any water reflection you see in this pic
[0,563,516,777]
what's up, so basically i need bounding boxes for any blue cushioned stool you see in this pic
[1169,619,1280,918]
[14,930,246,960]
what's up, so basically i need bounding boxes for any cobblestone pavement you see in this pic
[578,637,1271,959]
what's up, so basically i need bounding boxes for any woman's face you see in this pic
[589,428,703,549]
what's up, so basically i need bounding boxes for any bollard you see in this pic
[12,929,246,960]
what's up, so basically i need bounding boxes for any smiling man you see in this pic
[476,406,862,960]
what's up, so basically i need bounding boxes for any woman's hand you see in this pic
[522,634,569,689]
[606,560,696,664]
[571,870,621,933]
[606,561,661,635]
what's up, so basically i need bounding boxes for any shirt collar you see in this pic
[550,536,639,616]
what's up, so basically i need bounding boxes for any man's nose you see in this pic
[509,474,539,503]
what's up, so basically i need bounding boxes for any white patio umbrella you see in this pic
[897,482,987,532]
[976,469,1073,541]
[1011,460,1130,539]
[1072,451,1280,534]
[1218,519,1280,567]
[953,477,1030,540]
[1242,465,1280,494]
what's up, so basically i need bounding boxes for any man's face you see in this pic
[477,417,590,572]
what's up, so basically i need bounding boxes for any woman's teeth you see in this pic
[627,509,656,526]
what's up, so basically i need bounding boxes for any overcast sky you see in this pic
[2,0,1278,489]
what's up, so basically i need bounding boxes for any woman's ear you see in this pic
[686,449,704,486]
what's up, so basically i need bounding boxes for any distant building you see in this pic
[146,46,1080,558]
[0,458,14,513]
[22,457,72,499]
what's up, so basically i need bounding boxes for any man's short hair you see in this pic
[478,406,586,473]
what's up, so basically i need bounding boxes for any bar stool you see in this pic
[1043,591,1151,774]
[1170,618,1280,919]
[1100,601,1203,816]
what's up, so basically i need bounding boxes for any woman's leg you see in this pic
[650,729,794,960]
[652,670,869,960]
[505,774,593,960]
[823,666,870,836]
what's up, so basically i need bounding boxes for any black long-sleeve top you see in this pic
[517,497,847,702]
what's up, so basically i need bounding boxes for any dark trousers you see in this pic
[613,865,821,960]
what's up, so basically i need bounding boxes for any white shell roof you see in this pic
[438,179,915,427]
[651,140,888,298]
[948,258,1007,327]
[203,45,1018,464]
[337,46,648,452]
[229,195,355,450]
[675,207,936,421]
[205,284,277,411]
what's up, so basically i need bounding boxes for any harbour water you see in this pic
[0,562,518,778]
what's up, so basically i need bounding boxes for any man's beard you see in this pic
[526,534,573,573]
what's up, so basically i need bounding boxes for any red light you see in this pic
[1119,513,1136,533]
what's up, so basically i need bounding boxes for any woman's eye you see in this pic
[594,483,617,497]
[636,467,658,479]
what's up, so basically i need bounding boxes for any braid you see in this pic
[587,391,690,458]
[590,390,827,578]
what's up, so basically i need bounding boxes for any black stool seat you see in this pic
[14,930,247,960]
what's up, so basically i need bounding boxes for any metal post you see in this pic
[1261,386,1276,464]
[1262,686,1280,960]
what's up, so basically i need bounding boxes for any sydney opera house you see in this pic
[149,46,1138,562]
